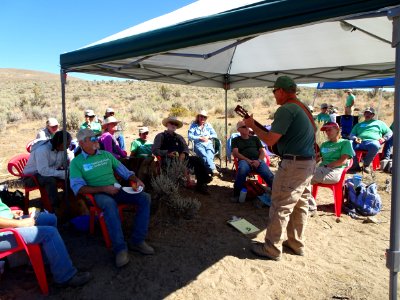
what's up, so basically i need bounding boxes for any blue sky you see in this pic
[0,0,194,80]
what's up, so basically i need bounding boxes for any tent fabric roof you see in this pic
[317,77,395,89]
[60,0,399,88]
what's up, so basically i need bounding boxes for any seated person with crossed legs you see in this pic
[231,121,274,202]
[307,122,354,215]
[69,129,154,269]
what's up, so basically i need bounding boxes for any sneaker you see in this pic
[128,241,155,255]
[115,250,130,268]
[56,271,92,288]
[282,241,305,256]
[250,243,281,261]
[363,165,372,174]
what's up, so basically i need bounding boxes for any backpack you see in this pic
[245,180,266,199]
[345,179,382,216]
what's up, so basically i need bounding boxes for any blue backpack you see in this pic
[345,179,382,216]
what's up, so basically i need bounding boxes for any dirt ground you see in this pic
[0,121,395,300]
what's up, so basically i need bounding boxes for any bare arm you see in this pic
[326,154,350,168]
[0,216,35,228]
[232,148,251,163]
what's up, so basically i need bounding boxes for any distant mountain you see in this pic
[0,68,80,81]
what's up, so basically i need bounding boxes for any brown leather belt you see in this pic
[282,155,314,161]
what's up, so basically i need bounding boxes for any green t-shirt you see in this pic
[231,136,263,160]
[70,150,120,187]
[350,120,392,141]
[346,94,355,107]
[80,122,102,136]
[320,138,355,168]
[316,113,331,124]
[271,102,315,157]
[0,199,13,219]
[130,139,153,158]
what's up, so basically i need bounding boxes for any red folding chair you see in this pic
[7,154,62,213]
[0,228,48,295]
[233,149,271,185]
[355,150,380,170]
[25,140,35,153]
[311,159,353,218]
[83,194,134,249]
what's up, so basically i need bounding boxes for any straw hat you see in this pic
[162,116,183,128]
[102,116,120,128]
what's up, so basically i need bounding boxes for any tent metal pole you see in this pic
[387,8,400,300]
[224,88,228,168]
[376,88,383,120]
[60,69,69,213]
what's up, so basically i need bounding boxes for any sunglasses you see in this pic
[239,126,247,129]
[86,115,95,118]
[89,136,99,142]
[141,132,149,135]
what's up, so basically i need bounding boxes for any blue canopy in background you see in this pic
[317,77,395,89]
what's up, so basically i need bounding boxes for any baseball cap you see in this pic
[139,127,149,134]
[344,89,353,93]
[273,76,297,90]
[364,107,375,114]
[197,110,208,117]
[105,107,114,113]
[46,118,59,127]
[321,122,339,131]
[320,103,328,109]
[77,128,96,141]
[84,109,95,117]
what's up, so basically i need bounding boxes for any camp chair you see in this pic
[337,115,359,139]
[233,148,271,186]
[188,137,222,169]
[311,159,353,218]
[25,140,35,153]
[0,228,48,295]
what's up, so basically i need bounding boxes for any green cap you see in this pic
[273,76,297,90]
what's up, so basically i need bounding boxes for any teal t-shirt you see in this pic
[0,199,13,219]
[346,94,355,107]
[80,122,102,136]
[316,113,331,124]
[320,138,355,168]
[70,150,120,187]
[350,120,392,141]
[271,102,315,157]
[130,139,153,158]
[231,136,263,160]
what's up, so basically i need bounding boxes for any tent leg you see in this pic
[224,89,228,168]
[388,9,400,300]
[60,69,69,214]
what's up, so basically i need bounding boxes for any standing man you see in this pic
[244,76,316,261]
[344,89,355,115]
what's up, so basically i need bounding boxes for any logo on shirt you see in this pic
[82,158,110,172]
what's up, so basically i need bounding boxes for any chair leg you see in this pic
[98,213,112,249]
[27,244,49,295]
[38,188,53,213]
[333,187,343,217]
[89,207,96,235]
[311,185,318,199]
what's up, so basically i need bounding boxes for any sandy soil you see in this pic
[0,121,394,300]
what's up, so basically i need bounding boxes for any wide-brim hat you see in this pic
[197,109,208,117]
[102,116,120,128]
[162,116,183,128]
[84,109,95,117]
[321,122,339,131]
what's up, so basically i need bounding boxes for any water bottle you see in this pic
[238,188,247,203]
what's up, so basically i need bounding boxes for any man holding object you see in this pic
[244,76,316,260]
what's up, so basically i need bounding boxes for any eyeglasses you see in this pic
[273,88,280,94]
[89,136,99,142]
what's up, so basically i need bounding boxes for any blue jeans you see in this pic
[352,140,381,168]
[194,142,215,172]
[382,136,393,160]
[234,160,274,195]
[0,213,77,284]
[117,134,125,151]
[94,190,151,254]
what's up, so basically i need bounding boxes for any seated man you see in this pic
[316,103,331,123]
[188,110,219,175]
[231,121,274,202]
[69,129,154,268]
[307,122,354,214]
[80,109,102,136]
[130,127,153,158]
[382,122,394,160]
[152,116,212,194]
[36,118,59,140]
[349,107,392,173]
[0,200,91,287]
[23,131,72,209]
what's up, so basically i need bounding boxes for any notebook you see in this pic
[227,218,260,235]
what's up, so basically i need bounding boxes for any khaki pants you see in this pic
[264,159,316,258]
[344,106,353,116]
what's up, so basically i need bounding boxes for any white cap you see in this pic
[105,107,114,113]
[46,118,59,127]
[84,109,95,117]
[139,127,149,134]
[197,109,208,117]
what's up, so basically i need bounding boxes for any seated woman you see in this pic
[188,110,219,175]
[152,116,212,194]
[0,200,91,288]
[308,122,355,214]
[99,116,127,160]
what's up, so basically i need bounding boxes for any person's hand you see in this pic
[243,115,255,130]
[103,185,120,195]
[17,218,35,227]
[379,138,385,144]
[167,151,178,158]
[251,160,260,169]
[12,210,24,219]
[200,136,209,142]
[355,137,362,144]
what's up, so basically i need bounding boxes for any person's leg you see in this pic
[311,166,343,185]
[94,193,127,254]
[0,226,77,284]
[114,191,151,245]
[35,175,59,207]
[382,136,393,160]
[255,161,274,187]
[187,156,212,186]
[194,143,215,172]
[35,212,57,227]
[117,134,126,151]
[359,140,380,167]
[351,141,362,169]
[234,160,251,196]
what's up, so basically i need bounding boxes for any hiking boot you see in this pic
[56,271,92,288]
[128,241,155,255]
[250,243,281,261]
[115,250,130,268]
[282,241,305,256]
[363,165,372,174]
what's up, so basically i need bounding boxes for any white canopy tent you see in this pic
[60,1,400,298]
